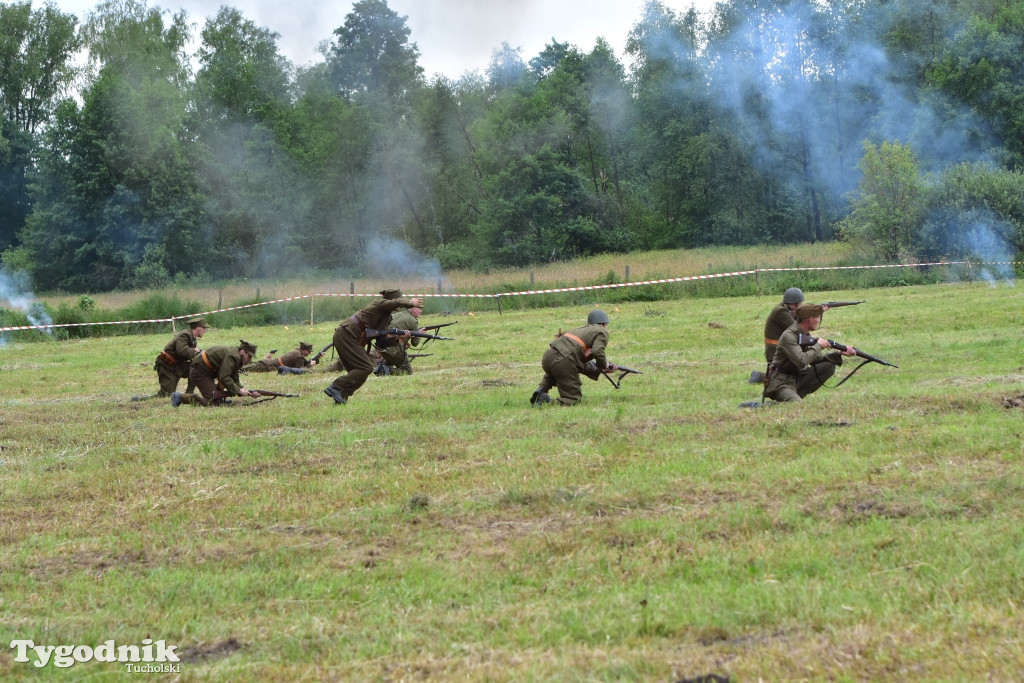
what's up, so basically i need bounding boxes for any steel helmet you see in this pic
[587,309,610,325]
[782,287,805,305]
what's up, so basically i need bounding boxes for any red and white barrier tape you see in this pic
[0,259,997,332]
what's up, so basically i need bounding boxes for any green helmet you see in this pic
[587,309,610,325]
[782,287,805,305]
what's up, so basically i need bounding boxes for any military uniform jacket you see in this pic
[386,309,420,348]
[197,345,246,395]
[277,349,309,368]
[549,324,609,371]
[162,329,199,363]
[341,296,417,344]
[764,303,795,362]
[772,321,826,376]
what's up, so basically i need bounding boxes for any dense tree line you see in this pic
[1,0,1024,293]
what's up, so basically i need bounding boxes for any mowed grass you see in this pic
[1,280,1023,680]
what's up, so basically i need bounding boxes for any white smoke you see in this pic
[363,236,452,289]
[965,223,1016,288]
[0,269,53,343]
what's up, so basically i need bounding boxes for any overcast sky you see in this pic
[50,0,716,79]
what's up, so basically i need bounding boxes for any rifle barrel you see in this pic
[420,321,458,332]
[821,300,866,308]
[827,340,898,368]
[310,342,334,362]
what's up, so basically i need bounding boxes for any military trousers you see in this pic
[540,347,584,406]
[155,358,192,397]
[765,354,840,402]
[329,324,375,399]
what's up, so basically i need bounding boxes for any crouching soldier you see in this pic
[154,317,208,397]
[531,309,618,406]
[764,303,856,402]
[172,340,260,406]
[374,303,422,376]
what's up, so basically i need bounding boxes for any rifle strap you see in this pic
[240,396,278,406]
[562,333,591,357]
[829,359,872,388]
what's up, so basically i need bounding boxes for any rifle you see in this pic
[798,334,897,368]
[821,300,866,308]
[419,321,458,333]
[797,334,897,388]
[238,388,300,405]
[310,342,334,364]
[268,349,278,355]
[407,353,433,360]
[583,361,643,389]
[366,328,453,344]
[248,389,300,398]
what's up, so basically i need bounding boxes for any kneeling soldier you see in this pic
[531,309,618,406]
[764,303,855,402]
[154,317,208,397]
[172,340,260,407]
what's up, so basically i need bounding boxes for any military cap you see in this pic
[188,317,210,328]
[238,339,258,355]
[794,303,824,320]
[379,288,403,300]
[299,341,313,351]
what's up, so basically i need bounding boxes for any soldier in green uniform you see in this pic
[748,288,804,385]
[764,303,855,402]
[154,317,208,397]
[374,303,422,376]
[243,342,317,374]
[172,340,260,406]
[324,289,423,405]
[530,309,618,407]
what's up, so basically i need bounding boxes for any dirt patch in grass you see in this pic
[178,637,244,662]
[1001,393,1024,408]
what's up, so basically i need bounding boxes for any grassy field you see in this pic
[2,279,1023,680]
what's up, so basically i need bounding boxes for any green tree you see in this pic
[190,6,306,279]
[320,0,428,268]
[840,140,926,261]
[13,0,200,291]
[325,0,422,109]
[921,162,1024,260]
[0,1,79,253]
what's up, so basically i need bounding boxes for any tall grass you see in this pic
[4,243,976,343]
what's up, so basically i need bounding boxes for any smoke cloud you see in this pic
[363,236,452,290]
[965,222,1016,287]
[0,268,53,344]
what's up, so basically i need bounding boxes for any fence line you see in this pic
[0,259,986,332]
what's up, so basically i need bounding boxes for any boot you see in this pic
[324,386,347,405]
[532,392,552,407]
[747,370,766,384]
[174,392,208,407]
[529,386,548,405]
